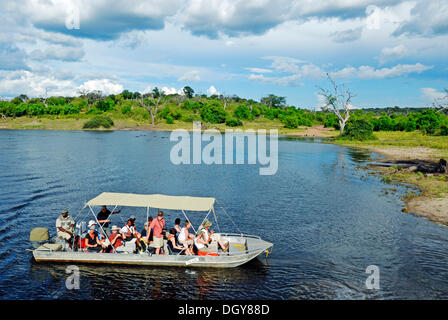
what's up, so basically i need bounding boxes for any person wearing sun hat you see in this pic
[200,219,229,253]
[108,225,124,251]
[193,229,211,254]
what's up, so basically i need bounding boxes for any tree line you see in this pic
[1,84,447,137]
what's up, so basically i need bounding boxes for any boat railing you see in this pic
[218,233,262,240]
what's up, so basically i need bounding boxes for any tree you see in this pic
[138,87,165,125]
[173,93,185,107]
[318,73,354,135]
[183,86,194,99]
[219,93,232,110]
[260,94,286,108]
[16,94,29,102]
[432,89,448,113]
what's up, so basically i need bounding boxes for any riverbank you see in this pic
[0,116,339,137]
[333,131,448,226]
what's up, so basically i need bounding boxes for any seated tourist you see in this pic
[85,226,108,253]
[129,215,141,238]
[88,220,106,240]
[177,220,194,250]
[174,218,182,234]
[56,210,75,247]
[108,225,124,252]
[121,219,141,251]
[200,220,229,252]
[193,230,210,254]
[167,228,192,255]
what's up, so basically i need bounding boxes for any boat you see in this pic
[30,192,273,268]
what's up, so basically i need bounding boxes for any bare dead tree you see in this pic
[219,93,232,110]
[138,88,165,125]
[173,93,185,107]
[318,73,354,135]
[432,89,448,113]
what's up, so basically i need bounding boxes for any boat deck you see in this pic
[33,234,273,268]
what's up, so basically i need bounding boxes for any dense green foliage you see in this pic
[199,101,227,124]
[1,89,447,136]
[225,118,243,127]
[82,115,114,129]
[341,119,375,141]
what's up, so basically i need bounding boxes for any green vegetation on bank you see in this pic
[1,88,447,139]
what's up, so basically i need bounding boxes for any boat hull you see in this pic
[33,235,273,268]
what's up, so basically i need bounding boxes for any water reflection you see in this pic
[28,258,270,300]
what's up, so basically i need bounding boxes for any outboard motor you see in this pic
[29,227,50,249]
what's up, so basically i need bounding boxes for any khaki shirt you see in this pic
[56,214,74,232]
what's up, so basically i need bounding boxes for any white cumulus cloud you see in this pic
[206,85,219,96]
[77,79,123,95]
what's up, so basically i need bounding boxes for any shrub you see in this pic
[440,125,448,136]
[94,98,115,112]
[264,108,281,120]
[82,116,114,129]
[182,100,203,112]
[63,103,81,115]
[324,113,340,130]
[46,97,66,106]
[183,114,201,122]
[281,115,299,128]
[166,115,174,124]
[121,105,131,114]
[226,118,242,127]
[130,107,150,121]
[404,120,417,132]
[415,109,441,135]
[27,103,46,116]
[200,102,227,123]
[234,105,254,120]
[46,104,64,115]
[86,107,102,115]
[343,119,375,141]
[373,115,394,131]
[251,105,261,118]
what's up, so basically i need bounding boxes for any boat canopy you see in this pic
[84,192,215,212]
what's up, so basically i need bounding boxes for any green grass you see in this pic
[332,131,448,160]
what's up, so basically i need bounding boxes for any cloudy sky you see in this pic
[1,0,447,108]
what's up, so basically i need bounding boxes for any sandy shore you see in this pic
[349,146,448,226]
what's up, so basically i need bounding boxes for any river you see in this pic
[1,130,448,299]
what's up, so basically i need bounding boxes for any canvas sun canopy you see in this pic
[84,192,215,212]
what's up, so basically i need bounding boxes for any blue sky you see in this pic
[0,0,447,109]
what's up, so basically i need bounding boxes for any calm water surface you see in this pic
[1,130,448,300]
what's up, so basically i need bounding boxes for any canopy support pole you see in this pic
[181,210,196,234]
[212,206,221,233]
[216,200,243,236]
[88,205,116,254]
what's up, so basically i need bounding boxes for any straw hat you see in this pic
[203,220,212,228]
[112,225,120,231]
